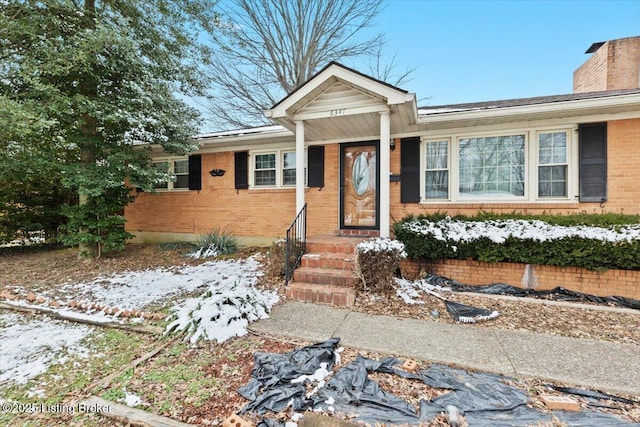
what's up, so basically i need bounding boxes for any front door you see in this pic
[340,141,380,230]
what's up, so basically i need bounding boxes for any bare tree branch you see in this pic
[205,0,412,130]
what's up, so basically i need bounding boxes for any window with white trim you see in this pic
[459,134,525,198]
[420,128,574,203]
[254,153,276,186]
[153,158,188,191]
[251,149,306,188]
[172,159,189,189]
[538,131,568,197]
[425,140,449,199]
[282,151,297,186]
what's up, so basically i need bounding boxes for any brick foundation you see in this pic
[400,258,640,300]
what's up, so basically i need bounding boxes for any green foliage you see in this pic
[0,0,217,256]
[0,149,72,243]
[394,213,640,271]
[190,228,239,258]
[158,241,197,252]
[58,187,135,255]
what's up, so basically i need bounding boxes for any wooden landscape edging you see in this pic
[0,302,164,335]
[79,395,194,427]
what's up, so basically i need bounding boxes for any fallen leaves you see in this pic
[353,288,640,344]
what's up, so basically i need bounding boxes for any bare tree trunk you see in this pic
[78,0,98,260]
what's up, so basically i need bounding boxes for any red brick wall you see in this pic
[125,146,340,240]
[604,118,640,213]
[390,118,640,221]
[574,36,640,93]
[574,42,609,93]
[400,258,640,300]
[126,119,640,241]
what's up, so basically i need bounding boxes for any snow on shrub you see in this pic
[355,238,406,294]
[188,228,239,259]
[356,237,407,254]
[395,215,640,270]
[165,256,279,344]
[401,216,640,244]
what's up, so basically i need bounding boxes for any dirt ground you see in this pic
[2,243,639,344]
[1,243,639,426]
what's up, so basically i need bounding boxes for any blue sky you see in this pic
[361,0,640,107]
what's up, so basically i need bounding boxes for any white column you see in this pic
[295,120,305,213]
[379,111,391,238]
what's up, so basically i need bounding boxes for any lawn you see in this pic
[1,243,639,426]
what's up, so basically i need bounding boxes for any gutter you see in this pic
[417,92,640,123]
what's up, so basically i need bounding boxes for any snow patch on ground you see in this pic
[119,390,144,407]
[1,255,279,386]
[0,313,93,385]
[71,261,232,309]
[10,256,268,315]
[165,256,279,344]
[395,278,451,304]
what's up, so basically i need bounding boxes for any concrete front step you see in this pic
[293,266,360,287]
[301,253,355,270]
[286,283,356,307]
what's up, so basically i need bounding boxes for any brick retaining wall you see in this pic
[400,258,640,300]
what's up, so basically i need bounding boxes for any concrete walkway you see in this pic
[249,301,640,397]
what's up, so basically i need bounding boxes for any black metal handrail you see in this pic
[285,203,307,286]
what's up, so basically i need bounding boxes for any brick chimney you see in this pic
[573,36,640,93]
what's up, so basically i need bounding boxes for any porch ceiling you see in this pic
[298,109,413,141]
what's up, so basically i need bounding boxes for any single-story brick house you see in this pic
[126,36,640,247]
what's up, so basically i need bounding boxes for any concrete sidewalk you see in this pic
[249,301,640,397]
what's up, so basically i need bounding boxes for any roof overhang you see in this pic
[418,92,640,131]
[264,62,418,142]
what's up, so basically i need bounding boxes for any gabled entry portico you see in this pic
[264,62,418,238]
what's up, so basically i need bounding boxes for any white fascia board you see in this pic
[403,93,419,124]
[195,125,285,139]
[141,128,295,155]
[196,128,294,145]
[417,93,640,123]
[332,67,409,105]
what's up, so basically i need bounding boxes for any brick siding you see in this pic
[126,118,640,241]
[125,145,340,240]
[574,36,640,93]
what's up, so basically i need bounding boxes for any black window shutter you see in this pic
[234,151,249,189]
[188,154,202,190]
[400,137,421,203]
[308,145,324,188]
[579,123,607,202]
